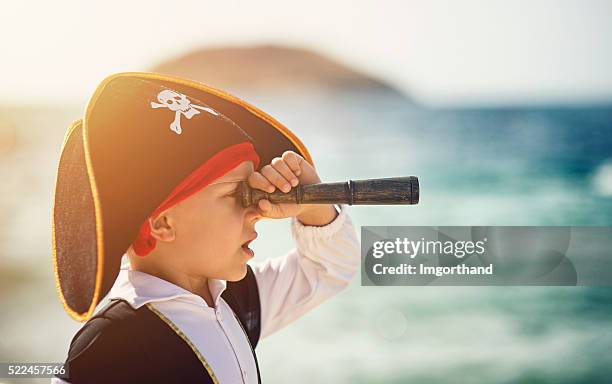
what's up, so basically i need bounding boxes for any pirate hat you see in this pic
[52,72,312,321]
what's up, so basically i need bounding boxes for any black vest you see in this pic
[57,265,262,383]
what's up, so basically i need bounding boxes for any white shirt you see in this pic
[52,204,359,383]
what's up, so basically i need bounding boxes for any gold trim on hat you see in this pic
[51,119,103,322]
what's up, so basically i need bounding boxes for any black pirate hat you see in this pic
[52,72,312,321]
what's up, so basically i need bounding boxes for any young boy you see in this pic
[51,72,359,383]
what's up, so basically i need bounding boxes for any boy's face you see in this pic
[156,160,261,282]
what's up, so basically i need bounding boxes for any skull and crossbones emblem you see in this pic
[150,89,219,135]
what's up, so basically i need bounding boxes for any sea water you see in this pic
[248,91,612,384]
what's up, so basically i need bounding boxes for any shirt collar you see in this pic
[107,258,228,310]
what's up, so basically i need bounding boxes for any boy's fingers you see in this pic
[258,199,282,218]
[281,151,302,176]
[258,198,276,213]
[248,172,275,193]
[258,199,296,219]
[271,157,299,188]
[261,164,292,193]
[258,199,269,211]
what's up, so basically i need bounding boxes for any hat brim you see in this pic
[52,73,313,321]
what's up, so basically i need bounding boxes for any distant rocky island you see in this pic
[151,44,410,100]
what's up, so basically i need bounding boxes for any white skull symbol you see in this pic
[155,90,191,112]
[150,89,221,135]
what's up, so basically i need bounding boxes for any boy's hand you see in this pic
[247,151,338,226]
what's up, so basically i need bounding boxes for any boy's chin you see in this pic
[225,262,249,282]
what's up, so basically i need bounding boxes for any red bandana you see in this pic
[132,141,260,256]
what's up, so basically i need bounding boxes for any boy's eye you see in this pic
[227,188,242,201]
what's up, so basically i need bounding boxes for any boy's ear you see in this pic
[149,212,176,243]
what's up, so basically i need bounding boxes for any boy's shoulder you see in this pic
[62,299,155,382]
[66,263,262,359]
[61,299,212,383]
[59,264,262,383]
[66,299,144,361]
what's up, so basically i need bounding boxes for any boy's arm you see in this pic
[250,203,360,339]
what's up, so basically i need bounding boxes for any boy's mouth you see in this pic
[241,233,258,257]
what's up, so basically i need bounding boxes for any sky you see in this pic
[1,0,611,106]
